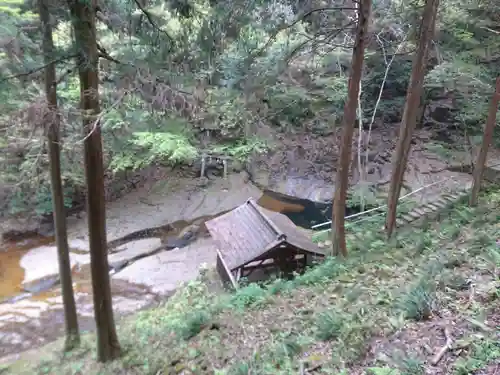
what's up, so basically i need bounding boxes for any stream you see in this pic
[0,173,343,360]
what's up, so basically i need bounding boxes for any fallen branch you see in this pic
[431,327,453,365]
[299,360,325,374]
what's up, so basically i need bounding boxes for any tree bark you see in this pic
[39,0,80,351]
[384,0,439,238]
[469,77,500,206]
[38,0,80,351]
[331,0,371,257]
[67,0,121,362]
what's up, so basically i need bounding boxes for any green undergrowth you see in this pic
[8,188,500,375]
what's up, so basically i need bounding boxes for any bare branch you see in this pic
[0,54,77,83]
[431,327,453,365]
[97,44,123,65]
[132,0,174,44]
[286,21,356,63]
[76,90,131,144]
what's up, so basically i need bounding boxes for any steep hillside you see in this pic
[5,187,500,374]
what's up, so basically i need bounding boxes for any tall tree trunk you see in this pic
[470,77,500,206]
[39,0,80,351]
[67,0,121,362]
[384,0,439,238]
[331,0,371,257]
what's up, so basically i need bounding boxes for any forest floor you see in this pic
[4,185,500,375]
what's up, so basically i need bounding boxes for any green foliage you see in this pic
[110,131,198,172]
[314,309,345,341]
[230,283,269,309]
[177,310,212,339]
[367,368,401,375]
[8,184,74,216]
[391,353,425,375]
[209,138,267,162]
[9,187,500,374]
[453,339,500,374]
[2,0,499,220]
[424,60,493,129]
[398,278,436,321]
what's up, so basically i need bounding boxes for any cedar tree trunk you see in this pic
[470,77,500,206]
[39,0,80,351]
[67,0,121,361]
[331,0,372,256]
[384,0,439,238]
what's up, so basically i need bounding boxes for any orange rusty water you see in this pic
[0,236,54,300]
[257,194,305,213]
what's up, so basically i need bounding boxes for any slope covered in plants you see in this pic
[6,187,500,374]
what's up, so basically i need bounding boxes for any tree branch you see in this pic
[0,54,76,83]
[431,327,453,365]
[97,44,123,65]
[132,0,174,43]
[286,21,356,63]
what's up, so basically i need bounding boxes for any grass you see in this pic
[5,188,500,374]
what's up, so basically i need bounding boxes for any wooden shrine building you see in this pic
[205,198,326,289]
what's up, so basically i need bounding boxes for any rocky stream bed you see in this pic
[0,135,476,362]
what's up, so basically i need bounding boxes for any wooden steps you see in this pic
[395,182,472,228]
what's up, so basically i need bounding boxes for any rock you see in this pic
[2,230,34,242]
[109,259,129,274]
[177,223,200,242]
[20,245,90,285]
[108,238,162,265]
[263,176,334,204]
[22,275,60,294]
[113,238,217,295]
[163,238,188,249]
[196,176,210,187]
[0,293,32,305]
[231,160,243,172]
[37,222,55,237]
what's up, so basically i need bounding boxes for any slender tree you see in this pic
[384,0,439,238]
[38,0,80,351]
[67,0,121,361]
[469,77,500,206]
[332,0,372,257]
